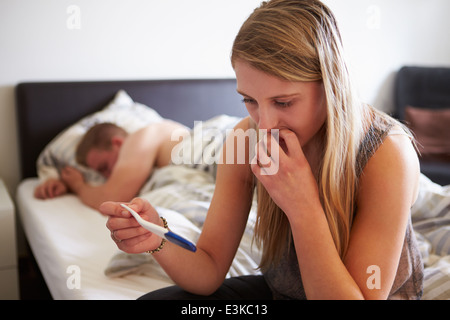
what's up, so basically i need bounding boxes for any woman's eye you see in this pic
[241,97,292,108]
[241,98,256,105]
[274,100,292,108]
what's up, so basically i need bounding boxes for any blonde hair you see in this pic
[231,0,368,269]
[76,122,128,166]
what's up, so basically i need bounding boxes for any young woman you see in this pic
[101,0,423,299]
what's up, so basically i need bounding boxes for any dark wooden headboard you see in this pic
[16,79,247,179]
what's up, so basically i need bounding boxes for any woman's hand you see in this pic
[100,197,165,254]
[251,129,321,219]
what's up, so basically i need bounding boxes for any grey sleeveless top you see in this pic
[263,110,424,300]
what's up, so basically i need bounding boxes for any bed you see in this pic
[15,79,450,300]
[15,79,262,300]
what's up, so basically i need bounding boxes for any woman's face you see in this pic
[234,60,327,154]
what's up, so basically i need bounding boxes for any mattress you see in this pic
[17,178,173,299]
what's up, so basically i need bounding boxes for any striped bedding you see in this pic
[412,174,450,300]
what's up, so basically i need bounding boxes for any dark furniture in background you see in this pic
[394,66,450,186]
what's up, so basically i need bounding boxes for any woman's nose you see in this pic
[257,105,278,130]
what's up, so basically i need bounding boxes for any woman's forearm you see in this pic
[152,242,227,295]
[288,206,364,300]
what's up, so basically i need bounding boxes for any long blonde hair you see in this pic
[231,0,368,269]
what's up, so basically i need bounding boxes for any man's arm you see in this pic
[63,121,188,211]
[34,178,68,199]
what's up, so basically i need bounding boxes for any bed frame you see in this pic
[16,79,247,180]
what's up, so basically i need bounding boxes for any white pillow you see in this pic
[36,90,164,185]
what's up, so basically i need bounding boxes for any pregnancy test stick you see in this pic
[120,204,197,252]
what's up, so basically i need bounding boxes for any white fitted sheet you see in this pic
[16,178,173,300]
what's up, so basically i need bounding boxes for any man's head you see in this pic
[76,123,128,178]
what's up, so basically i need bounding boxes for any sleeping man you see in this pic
[34,120,190,210]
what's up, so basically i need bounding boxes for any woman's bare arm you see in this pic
[102,117,256,294]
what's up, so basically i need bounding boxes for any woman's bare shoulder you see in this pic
[358,131,420,208]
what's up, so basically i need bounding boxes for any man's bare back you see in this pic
[34,120,189,210]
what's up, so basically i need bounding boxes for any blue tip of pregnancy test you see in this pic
[165,231,197,252]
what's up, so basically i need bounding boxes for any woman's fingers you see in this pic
[102,198,163,253]
[99,201,131,218]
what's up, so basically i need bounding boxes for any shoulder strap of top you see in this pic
[356,109,395,177]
